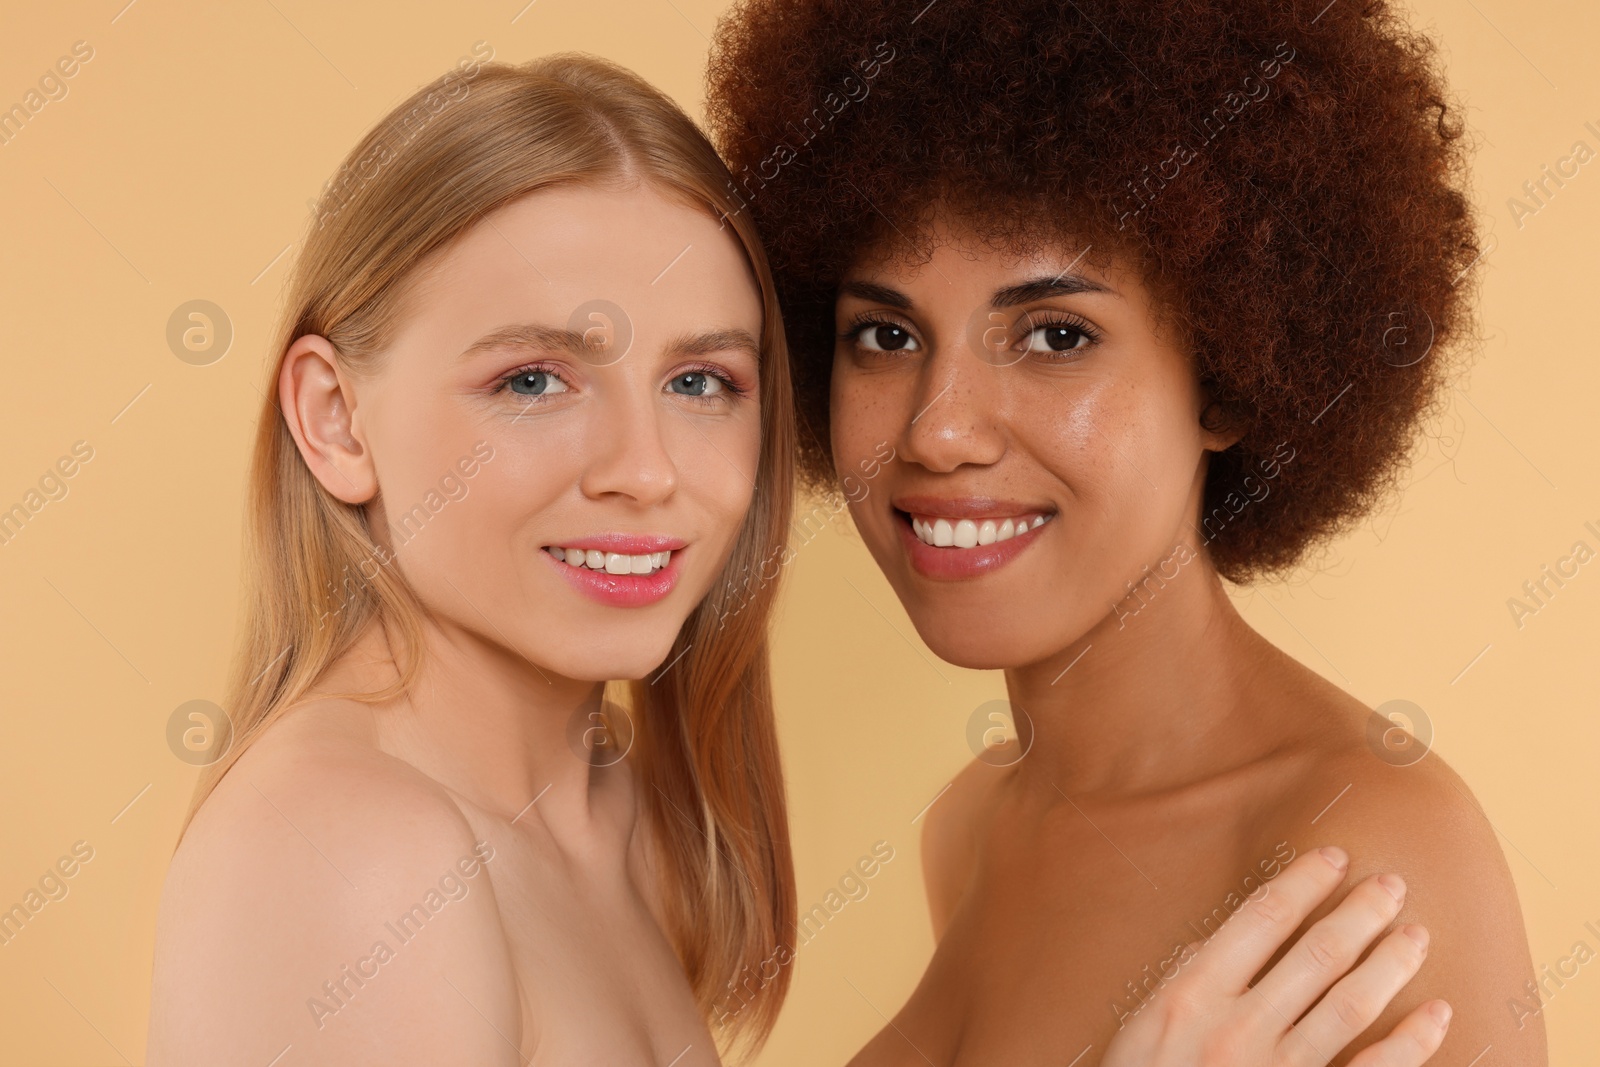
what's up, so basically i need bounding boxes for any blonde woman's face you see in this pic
[335,184,763,682]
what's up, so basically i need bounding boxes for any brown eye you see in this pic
[1022,323,1090,353]
[857,323,919,352]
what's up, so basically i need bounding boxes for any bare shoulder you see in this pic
[920,755,1011,939]
[147,698,521,1066]
[1272,680,1546,1066]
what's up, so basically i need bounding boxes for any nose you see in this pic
[577,389,679,507]
[899,341,1008,474]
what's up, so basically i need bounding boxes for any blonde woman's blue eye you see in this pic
[669,371,722,397]
[1024,324,1090,353]
[508,370,568,396]
[858,323,919,352]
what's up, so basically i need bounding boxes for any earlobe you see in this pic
[277,334,378,505]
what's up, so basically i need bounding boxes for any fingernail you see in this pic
[1379,873,1407,901]
[1319,846,1349,870]
[1428,1000,1452,1027]
[1402,923,1429,950]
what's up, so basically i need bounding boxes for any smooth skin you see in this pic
[149,187,1453,1067]
[830,215,1538,1066]
[148,183,764,1066]
[1102,847,1449,1067]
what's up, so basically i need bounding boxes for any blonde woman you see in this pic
[146,55,1448,1066]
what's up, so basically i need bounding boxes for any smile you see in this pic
[542,534,687,607]
[908,513,1051,549]
[892,501,1055,581]
[546,546,673,575]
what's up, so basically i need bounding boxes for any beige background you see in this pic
[0,1,1595,1063]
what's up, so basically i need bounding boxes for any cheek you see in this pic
[395,436,573,588]
[1019,380,1202,580]
[830,365,905,470]
[1021,381,1126,488]
[679,408,762,530]
[1039,376,1197,490]
[363,382,486,514]
[388,486,484,590]
[467,449,569,530]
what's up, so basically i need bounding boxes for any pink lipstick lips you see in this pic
[543,534,687,607]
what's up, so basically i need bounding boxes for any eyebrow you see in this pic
[837,273,1117,310]
[456,323,588,361]
[837,280,913,309]
[665,327,761,361]
[456,323,761,362]
[992,274,1116,305]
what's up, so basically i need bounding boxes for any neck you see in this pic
[341,613,608,824]
[1007,545,1285,797]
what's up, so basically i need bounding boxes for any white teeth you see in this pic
[550,546,673,574]
[909,513,1051,549]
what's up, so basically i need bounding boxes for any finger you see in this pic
[1247,872,1407,1024]
[1280,925,1432,1067]
[1341,999,1451,1067]
[1177,846,1351,995]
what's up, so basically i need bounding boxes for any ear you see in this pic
[277,334,378,505]
[1198,382,1246,452]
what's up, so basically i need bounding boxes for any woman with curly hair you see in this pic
[707,0,1539,1064]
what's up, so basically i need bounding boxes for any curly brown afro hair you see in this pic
[704,0,1481,583]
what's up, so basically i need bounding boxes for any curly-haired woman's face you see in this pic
[830,222,1232,669]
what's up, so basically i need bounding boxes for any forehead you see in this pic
[839,237,1148,318]
[394,183,763,348]
[840,210,1134,295]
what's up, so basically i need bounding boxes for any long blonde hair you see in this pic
[184,53,797,1056]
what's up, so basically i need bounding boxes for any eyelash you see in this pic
[491,361,750,401]
[839,311,910,344]
[1018,310,1103,349]
[840,310,1104,354]
[676,361,751,402]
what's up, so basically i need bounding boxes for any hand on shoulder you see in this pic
[1285,734,1546,1067]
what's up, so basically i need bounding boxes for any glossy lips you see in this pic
[544,534,686,607]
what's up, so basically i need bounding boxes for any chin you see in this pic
[910,617,1056,672]
[534,627,686,684]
